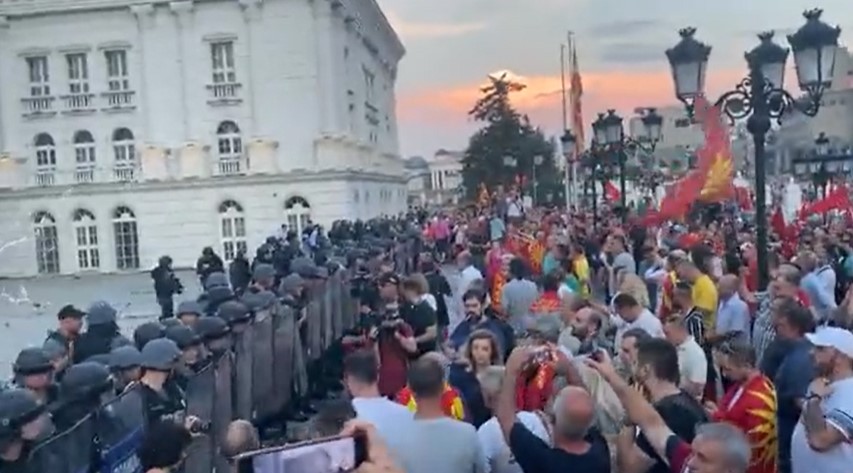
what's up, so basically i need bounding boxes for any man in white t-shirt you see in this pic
[791,327,853,473]
[343,349,414,462]
[611,293,664,349]
[662,311,708,399]
[475,366,550,473]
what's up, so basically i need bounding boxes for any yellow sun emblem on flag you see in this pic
[745,378,778,469]
[699,153,733,199]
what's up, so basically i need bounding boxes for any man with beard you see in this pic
[614,338,707,473]
[558,306,603,357]
[791,327,853,473]
[46,304,85,360]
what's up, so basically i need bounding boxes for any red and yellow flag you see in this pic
[515,363,556,411]
[396,383,466,421]
[712,375,778,473]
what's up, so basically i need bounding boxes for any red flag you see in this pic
[569,35,585,157]
[712,375,778,473]
[604,181,620,202]
[800,184,851,216]
[770,207,786,237]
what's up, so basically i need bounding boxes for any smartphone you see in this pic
[234,434,367,473]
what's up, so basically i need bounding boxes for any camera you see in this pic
[190,419,212,434]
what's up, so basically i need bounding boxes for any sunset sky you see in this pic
[376,0,853,158]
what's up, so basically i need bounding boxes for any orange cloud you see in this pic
[398,68,746,129]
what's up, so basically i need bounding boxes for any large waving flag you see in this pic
[712,375,778,473]
[568,33,585,157]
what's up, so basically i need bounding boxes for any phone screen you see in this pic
[239,435,364,473]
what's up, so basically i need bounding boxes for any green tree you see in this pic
[461,74,558,202]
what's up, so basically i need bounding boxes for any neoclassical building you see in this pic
[0,0,407,277]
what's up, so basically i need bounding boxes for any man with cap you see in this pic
[791,326,853,473]
[73,301,131,364]
[176,300,203,328]
[138,338,197,429]
[109,345,143,394]
[0,389,50,472]
[46,304,85,360]
[13,347,59,407]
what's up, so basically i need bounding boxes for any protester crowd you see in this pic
[2,191,853,473]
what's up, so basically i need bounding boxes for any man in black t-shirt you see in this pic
[400,276,438,356]
[617,338,707,473]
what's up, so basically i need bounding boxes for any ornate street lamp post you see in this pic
[560,129,577,211]
[666,9,840,290]
[793,132,853,199]
[591,108,663,219]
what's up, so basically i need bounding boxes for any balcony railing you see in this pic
[102,90,135,110]
[35,169,56,186]
[207,82,242,105]
[113,165,138,182]
[61,93,96,113]
[21,96,55,116]
[216,157,245,176]
[75,166,95,183]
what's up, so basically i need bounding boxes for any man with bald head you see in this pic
[715,274,751,343]
[221,420,260,472]
[494,346,611,473]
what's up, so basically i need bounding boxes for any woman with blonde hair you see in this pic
[448,329,502,427]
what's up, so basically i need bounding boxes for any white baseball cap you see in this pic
[806,327,853,359]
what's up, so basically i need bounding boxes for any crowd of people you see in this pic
[2,191,853,473]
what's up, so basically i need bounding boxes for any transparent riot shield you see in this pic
[212,353,234,473]
[252,307,276,419]
[29,414,95,473]
[233,325,255,421]
[183,364,215,473]
[272,307,296,412]
[96,386,145,473]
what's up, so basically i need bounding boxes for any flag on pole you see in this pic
[568,34,585,157]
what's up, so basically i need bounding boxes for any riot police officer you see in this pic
[217,300,253,335]
[108,345,143,394]
[164,325,203,391]
[0,389,49,472]
[137,338,186,427]
[194,316,232,360]
[12,347,58,407]
[133,322,166,350]
[176,300,203,328]
[73,301,132,364]
[52,361,114,432]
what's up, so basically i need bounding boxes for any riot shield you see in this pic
[28,414,95,473]
[184,364,215,473]
[331,277,344,339]
[272,307,296,412]
[306,301,322,361]
[212,353,234,473]
[97,386,145,473]
[233,325,255,421]
[322,285,334,349]
[252,308,276,419]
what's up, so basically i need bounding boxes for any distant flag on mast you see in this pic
[568,33,585,157]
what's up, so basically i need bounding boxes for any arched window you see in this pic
[33,211,60,274]
[216,121,243,174]
[73,130,95,165]
[112,206,139,270]
[219,200,247,262]
[34,133,56,168]
[112,128,135,164]
[284,196,311,236]
[73,209,99,270]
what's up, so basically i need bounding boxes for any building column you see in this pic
[130,3,155,144]
[239,0,262,134]
[169,0,194,141]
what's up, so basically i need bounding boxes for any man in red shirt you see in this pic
[373,273,419,397]
[585,349,752,473]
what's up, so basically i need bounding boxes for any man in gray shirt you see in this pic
[396,356,487,473]
[501,258,539,333]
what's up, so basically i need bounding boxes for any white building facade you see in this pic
[0,0,407,277]
[425,149,462,206]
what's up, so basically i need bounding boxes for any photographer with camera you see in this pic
[366,272,419,398]
[151,255,183,321]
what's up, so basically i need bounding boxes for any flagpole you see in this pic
[560,42,571,211]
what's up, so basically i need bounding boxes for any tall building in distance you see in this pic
[0,0,407,277]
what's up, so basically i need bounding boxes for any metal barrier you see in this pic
[25,274,355,473]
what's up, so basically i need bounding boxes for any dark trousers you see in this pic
[158,297,174,320]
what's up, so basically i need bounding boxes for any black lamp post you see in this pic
[580,151,600,226]
[591,108,663,218]
[793,132,853,198]
[666,9,840,290]
[560,129,577,211]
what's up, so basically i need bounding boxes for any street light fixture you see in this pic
[665,9,840,290]
[792,132,853,199]
[560,130,577,211]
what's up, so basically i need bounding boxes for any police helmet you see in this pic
[0,389,43,439]
[13,347,53,376]
[59,362,113,402]
[217,300,252,326]
[109,346,143,371]
[204,272,229,290]
[165,325,201,350]
[177,300,203,318]
[194,316,230,341]
[139,338,182,371]
[133,322,166,350]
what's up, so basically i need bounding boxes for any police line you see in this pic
[25,274,358,473]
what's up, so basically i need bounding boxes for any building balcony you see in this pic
[75,166,95,184]
[34,168,56,187]
[207,82,242,106]
[214,156,247,176]
[21,96,56,118]
[60,93,96,114]
[102,90,136,111]
[113,164,138,182]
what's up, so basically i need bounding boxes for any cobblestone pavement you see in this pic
[0,267,465,380]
